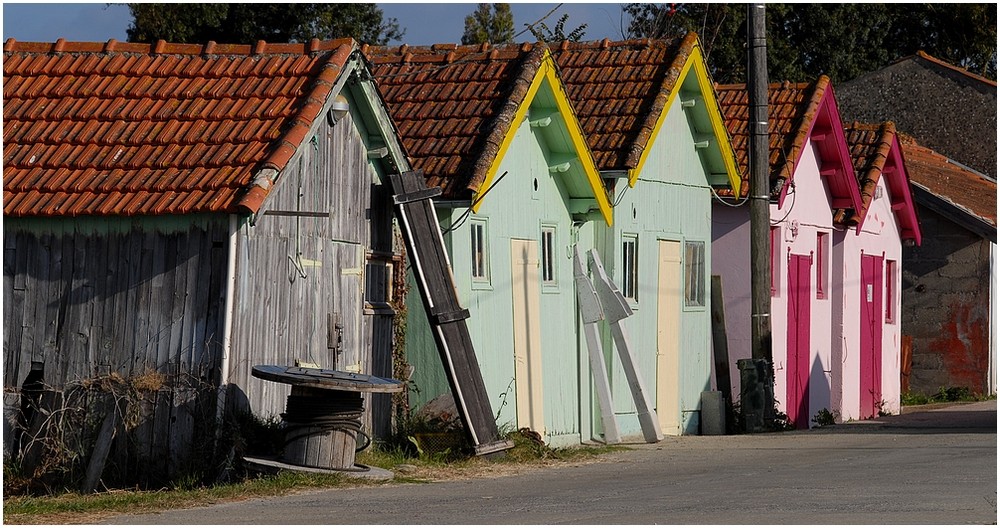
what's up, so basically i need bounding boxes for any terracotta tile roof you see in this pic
[899,135,997,230]
[4,37,355,217]
[715,79,827,197]
[715,77,862,224]
[362,42,544,199]
[840,121,922,243]
[548,35,692,171]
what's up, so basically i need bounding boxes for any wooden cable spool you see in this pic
[252,366,403,471]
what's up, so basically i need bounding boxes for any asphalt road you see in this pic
[104,400,997,525]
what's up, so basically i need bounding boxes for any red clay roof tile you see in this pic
[4,37,357,217]
[839,121,922,242]
[363,42,545,198]
[549,36,693,171]
[899,135,997,228]
[716,78,829,197]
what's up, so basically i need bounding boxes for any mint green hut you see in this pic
[366,43,613,446]
[553,35,742,438]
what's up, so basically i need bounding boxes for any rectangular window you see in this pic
[541,226,557,285]
[470,219,489,282]
[770,226,780,297]
[685,240,706,307]
[622,234,638,302]
[885,259,897,323]
[816,232,828,299]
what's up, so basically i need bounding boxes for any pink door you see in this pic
[860,254,884,419]
[786,253,812,429]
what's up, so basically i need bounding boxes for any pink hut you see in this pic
[833,122,922,421]
[713,77,864,429]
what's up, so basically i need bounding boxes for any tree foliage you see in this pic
[126,3,404,45]
[623,3,997,83]
[526,14,588,43]
[461,3,515,45]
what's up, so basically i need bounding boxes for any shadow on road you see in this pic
[808,400,997,435]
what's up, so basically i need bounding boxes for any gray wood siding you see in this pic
[4,217,228,389]
[228,108,398,436]
[3,216,228,479]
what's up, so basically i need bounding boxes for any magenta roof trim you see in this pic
[778,83,864,222]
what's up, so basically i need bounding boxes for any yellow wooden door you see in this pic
[511,239,545,435]
[656,240,682,435]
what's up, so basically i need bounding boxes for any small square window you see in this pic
[685,240,706,307]
[541,226,557,285]
[470,219,490,282]
[622,234,638,302]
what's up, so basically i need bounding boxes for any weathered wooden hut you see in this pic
[2,37,410,480]
[364,42,613,446]
[549,34,742,437]
[712,78,864,428]
[834,121,922,420]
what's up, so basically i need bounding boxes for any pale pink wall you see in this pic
[710,203,751,399]
[833,175,904,421]
[769,139,835,426]
[711,139,840,427]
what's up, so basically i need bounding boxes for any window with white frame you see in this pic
[540,225,557,285]
[621,234,638,302]
[470,218,489,283]
[685,240,706,307]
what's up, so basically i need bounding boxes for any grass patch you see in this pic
[901,386,996,406]
[5,432,626,525]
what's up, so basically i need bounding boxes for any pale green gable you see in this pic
[593,64,737,438]
[404,66,608,447]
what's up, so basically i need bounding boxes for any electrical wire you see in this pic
[440,170,510,236]
[372,5,565,82]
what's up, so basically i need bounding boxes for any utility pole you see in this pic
[740,2,775,432]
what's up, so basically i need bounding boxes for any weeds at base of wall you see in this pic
[4,371,232,497]
[812,408,839,427]
[901,386,995,406]
[729,399,795,433]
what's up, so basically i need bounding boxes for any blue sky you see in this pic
[1,3,630,45]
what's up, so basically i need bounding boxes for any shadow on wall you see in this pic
[808,355,832,428]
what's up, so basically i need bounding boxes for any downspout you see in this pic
[216,213,239,430]
[991,242,997,395]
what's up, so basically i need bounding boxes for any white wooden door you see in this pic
[656,240,682,435]
[511,239,545,435]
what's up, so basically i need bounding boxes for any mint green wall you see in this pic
[594,88,717,437]
[404,111,601,447]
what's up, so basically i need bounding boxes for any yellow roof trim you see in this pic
[628,45,743,197]
[471,48,613,226]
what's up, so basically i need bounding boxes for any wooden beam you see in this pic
[388,170,512,457]
[588,250,663,443]
[572,247,620,444]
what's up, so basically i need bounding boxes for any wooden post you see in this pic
[901,335,913,394]
[588,250,663,443]
[81,396,121,493]
[572,247,620,444]
[388,171,511,457]
[710,276,734,407]
[747,2,775,429]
